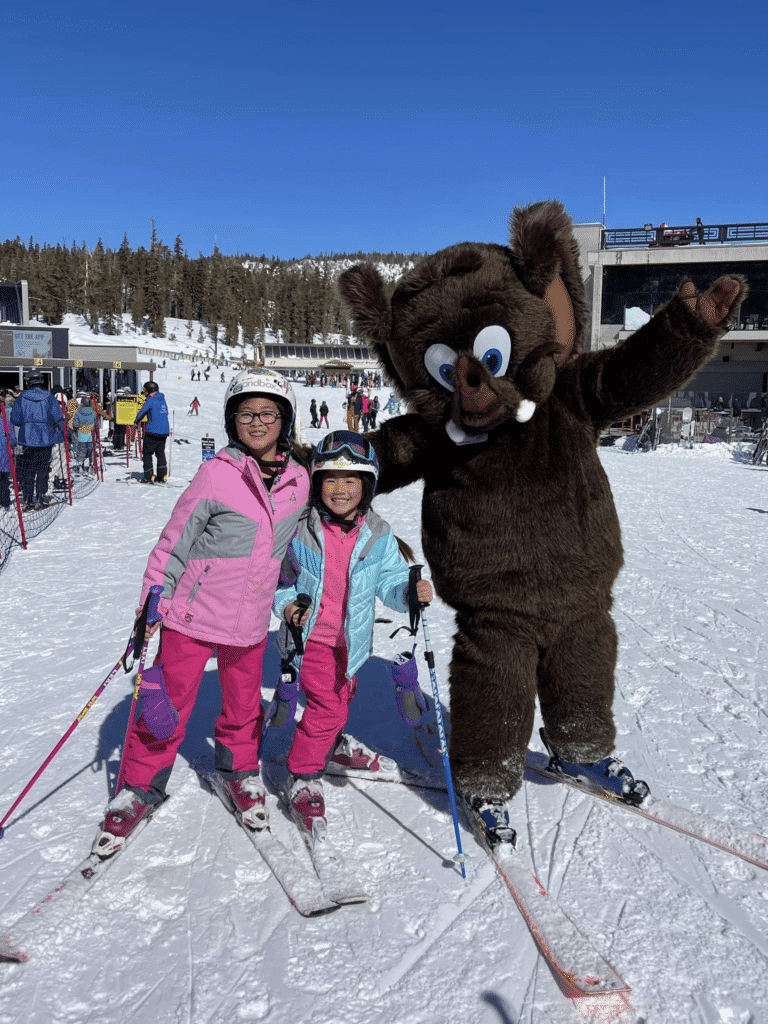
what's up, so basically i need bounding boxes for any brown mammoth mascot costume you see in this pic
[338,200,746,805]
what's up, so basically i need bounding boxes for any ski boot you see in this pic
[221,773,268,831]
[92,788,157,859]
[464,795,517,850]
[288,777,326,840]
[327,733,397,775]
[540,728,650,806]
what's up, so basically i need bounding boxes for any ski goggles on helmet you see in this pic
[312,431,379,474]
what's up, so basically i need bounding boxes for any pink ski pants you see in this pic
[121,627,268,797]
[287,640,356,777]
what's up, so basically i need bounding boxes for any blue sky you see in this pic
[5,0,767,259]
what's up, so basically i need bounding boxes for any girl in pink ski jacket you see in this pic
[93,370,310,858]
[137,444,306,646]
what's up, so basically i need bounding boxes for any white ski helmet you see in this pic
[310,430,379,512]
[224,368,297,446]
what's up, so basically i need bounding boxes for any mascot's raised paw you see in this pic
[679,275,746,330]
[338,199,748,804]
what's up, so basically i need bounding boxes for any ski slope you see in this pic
[0,362,766,1024]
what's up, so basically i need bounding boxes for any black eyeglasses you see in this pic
[235,410,282,425]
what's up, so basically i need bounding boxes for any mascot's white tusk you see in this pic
[446,420,488,446]
[515,400,536,423]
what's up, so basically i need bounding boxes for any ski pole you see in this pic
[0,597,157,840]
[263,593,312,733]
[412,565,466,878]
[116,585,164,794]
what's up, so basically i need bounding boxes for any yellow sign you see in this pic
[34,358,43,366]
[115,395,142,425]
[113,361,122,369]
[75,360,83,368]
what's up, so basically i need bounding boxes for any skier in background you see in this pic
[134,382,170,484]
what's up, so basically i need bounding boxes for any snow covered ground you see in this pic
[0,363,766,1024]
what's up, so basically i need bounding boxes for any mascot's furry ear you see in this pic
[338,264,405,388]
[510,200,587,358]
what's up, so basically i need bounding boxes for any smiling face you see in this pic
[235,396,282,461]
[320,470,364,520]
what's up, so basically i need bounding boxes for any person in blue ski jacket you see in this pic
[271,430,432,835]
[72,397,97,473]
[10,373,64,508]
[134,381,170,483]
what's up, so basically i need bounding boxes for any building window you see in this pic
[601,259,767,327]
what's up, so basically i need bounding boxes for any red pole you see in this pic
[91,393,105,482]
[1,401,27,549]
[59,395,74,505]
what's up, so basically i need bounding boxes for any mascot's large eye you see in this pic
[424,344,458,392]
[473,326,511,377]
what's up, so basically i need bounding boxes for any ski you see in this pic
[0,801,167,964]
[116,475,185,488]
[396,724,768,872]
[262,763,369,906]
[326,757,445,790]
[462,801,630,996]
[524,749,768,872]
[194,765,338,917]
[412,726,629,997]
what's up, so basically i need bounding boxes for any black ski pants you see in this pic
[142,432,168,482]
[20,445,53,504]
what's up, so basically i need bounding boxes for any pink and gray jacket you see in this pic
[139,446,310,647]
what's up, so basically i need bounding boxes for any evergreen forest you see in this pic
[0,224,421,353]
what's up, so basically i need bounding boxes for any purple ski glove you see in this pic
[139,662,179,740]
[264,670,300,730]
[392,649,427,724]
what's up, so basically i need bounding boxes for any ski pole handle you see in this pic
[146,584,164,625]
[288,593,311,655]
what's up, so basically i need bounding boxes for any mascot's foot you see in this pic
[539,728,650,806]
[463,795,517,849]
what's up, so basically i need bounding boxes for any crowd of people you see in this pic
[0,373,175,512]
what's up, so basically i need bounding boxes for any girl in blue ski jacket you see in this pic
[271,430,432,833]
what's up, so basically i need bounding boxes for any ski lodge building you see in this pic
[573,219,768,412]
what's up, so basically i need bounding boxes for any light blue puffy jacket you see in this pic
[273,505,411,680]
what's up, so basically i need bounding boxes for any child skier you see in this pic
[92,369,310,857]
[72,396,97,473]
[272,430,433,834]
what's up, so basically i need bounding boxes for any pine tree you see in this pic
[146,221,166,337]
[131,247,147,331]
[86,241,102,333]
[117,233,133,317]
[39,245,68,324]
[203,244,226,358]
